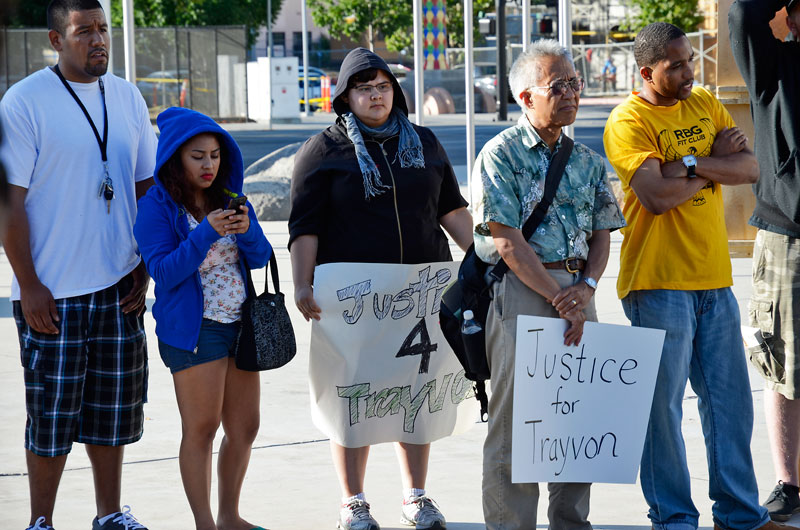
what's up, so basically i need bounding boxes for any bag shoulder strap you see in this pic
[489,135,574,281]
[263,253,280,294]
[242,252,281,297]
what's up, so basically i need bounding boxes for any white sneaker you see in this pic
[337,499,380,530]
[400,495,446,529]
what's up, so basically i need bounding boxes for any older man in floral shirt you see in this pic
[471,39,625,530]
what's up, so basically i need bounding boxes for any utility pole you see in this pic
[522,0,531,52]
[464,0,476,199]
[267,0,273,58]
[558,0,572,137]
[496,0,508,121]
[301,0,310,116]
[122,0,135,84]
[99,0,113,74]
[413,0,424,125]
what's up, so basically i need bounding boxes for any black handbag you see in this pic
[439,136,574,420]
[234,253,297,371]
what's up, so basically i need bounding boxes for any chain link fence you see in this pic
[1,27,717,118]
[446,31,718,99]
[1,26,248,119]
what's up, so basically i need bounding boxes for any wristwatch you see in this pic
[584,277,597,290]
[682,154,697,178]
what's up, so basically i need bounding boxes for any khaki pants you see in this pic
[483,270,595,530]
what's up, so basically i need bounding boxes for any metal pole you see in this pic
[413,0,424,125]
[698,29,705,87]
[301,0,310,117]
[99,0,113,74]
[215,29,220,117]
[187,31,193,108]
[465,0,476,201]
[558,0,573,138]
[4,28,10,89]
[122,0,136,84]
[23,31,29,77]
[496,0,508,121]
[266,0,273,126]
[175,26,181,94]
[267,0,273,59]
[522,0,531,53]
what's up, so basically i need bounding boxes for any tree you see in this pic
[308,0,494,54]
[3,0,283,47]
[445,0,495,48]
[307,0,412,52]
[624,0,705,33]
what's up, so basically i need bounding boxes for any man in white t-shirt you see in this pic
[0,1,157,529]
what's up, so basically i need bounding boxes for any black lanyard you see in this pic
[53,64,108,163]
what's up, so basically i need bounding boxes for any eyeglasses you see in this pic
[352,82,394,95]
[530,77,584,96]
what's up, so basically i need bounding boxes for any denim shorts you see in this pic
[158,319,240,374]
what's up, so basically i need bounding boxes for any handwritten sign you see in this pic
[512,316,665,484]
[309,262,475,448]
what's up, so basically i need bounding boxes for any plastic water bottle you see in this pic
[461,310,483,335]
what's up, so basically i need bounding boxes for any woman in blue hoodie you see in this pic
[134,107,270,530]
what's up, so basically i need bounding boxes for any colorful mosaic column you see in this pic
[422,0,448,69]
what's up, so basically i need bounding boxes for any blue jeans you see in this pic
[622,289,769,530]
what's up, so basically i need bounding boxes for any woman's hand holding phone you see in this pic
[224,203,250,234]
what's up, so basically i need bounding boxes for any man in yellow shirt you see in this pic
[603,22,777,530]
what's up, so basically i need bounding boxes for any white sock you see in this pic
[342,492,367,505]
[404,488,426,501]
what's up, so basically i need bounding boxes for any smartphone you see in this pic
[226,195,247,214]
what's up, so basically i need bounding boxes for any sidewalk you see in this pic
[218,95,625,132]
[0,225,792,530]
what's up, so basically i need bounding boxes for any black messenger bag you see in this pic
[439,136,574,420]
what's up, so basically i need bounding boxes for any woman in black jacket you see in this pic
[289,48,473,530]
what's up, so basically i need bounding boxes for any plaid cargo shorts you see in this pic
[13,274,148,457]
[748,229,800,399]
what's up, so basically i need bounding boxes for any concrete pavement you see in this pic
[0,105,794,529]
[0,224,795,529]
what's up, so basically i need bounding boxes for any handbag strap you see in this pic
[488,135,574,282]
[242,253,281,297]
[263,253,280,294]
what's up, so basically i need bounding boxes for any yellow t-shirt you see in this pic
[603,86,735,299]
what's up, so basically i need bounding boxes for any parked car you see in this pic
[387,63,412,80]
[137,70,187,108]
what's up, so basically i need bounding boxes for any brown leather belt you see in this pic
[542,258,586,273]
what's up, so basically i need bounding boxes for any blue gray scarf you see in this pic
[343,108,425,200]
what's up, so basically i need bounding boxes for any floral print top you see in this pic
[471,115,626,265]
[187,213,246,323]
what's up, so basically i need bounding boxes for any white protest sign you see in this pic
[309,261,476,448]
[512,316,665,484]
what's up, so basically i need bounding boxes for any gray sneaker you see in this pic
[26,517,53,530]
[337,499,380,530]
[91,506,148,530]
[400,495,446,529]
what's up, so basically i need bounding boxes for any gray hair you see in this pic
[508,39,573,108]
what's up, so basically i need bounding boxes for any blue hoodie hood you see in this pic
[154,107,245,194]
